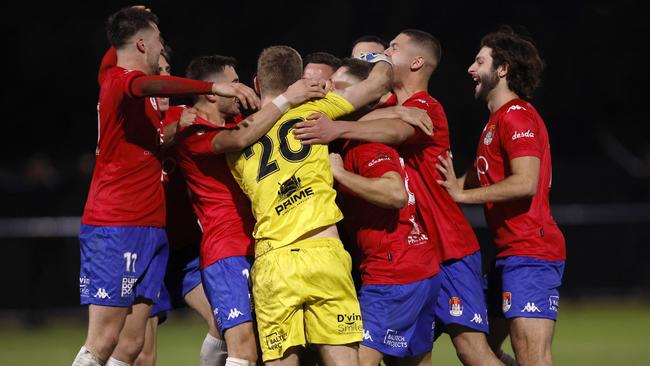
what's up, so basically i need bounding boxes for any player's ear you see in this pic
[205,94,219,103]
[410,56,425,71]
[136,38,146,54]
[497,63,509,78]
[253,75,260,95]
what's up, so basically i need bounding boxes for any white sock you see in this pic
[201,333,228,366]
[72,346,105,366]
[105,357,130,366]
[225,356,256,366]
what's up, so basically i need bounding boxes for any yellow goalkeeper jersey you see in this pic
[227,91,355,256]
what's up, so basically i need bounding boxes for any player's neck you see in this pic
[116,50,149,74]
[260,92,280,108]
[194,103,226,127]
[487,86,519,114]
[393,76,428,105]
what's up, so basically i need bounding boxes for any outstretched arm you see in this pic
[334,59,393,110]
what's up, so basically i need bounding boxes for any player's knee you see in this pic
[224,325,258,361]
[133,349,156,366]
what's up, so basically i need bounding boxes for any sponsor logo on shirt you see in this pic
[502,292,512,313]
[449,296,463,317]
[512,130,535,140]
[506,104,527,113]
[367,154,392,167]
[265,330,288,351]
[337,312,363,334]
[384,329,408,348]
[275,175,314,216]
[80,276,90,298]
[121,276,137,297]
[521,302,541,313]
[549,295,559,312]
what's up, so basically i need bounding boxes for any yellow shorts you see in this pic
[252,237,362,361]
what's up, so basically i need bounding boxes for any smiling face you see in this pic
[468,46,500,101]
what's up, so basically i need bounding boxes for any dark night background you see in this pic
[0,0,648,311]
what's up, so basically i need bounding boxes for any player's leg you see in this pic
[487,316,518,366]
[358,345,383,366]
[264,346,302,366]
[508,318,554,366]
[498,256,564,366]
[302,238,363,366]
[108,301,154,364]
[433,252,503,366]
[132,315,159,366]
[184,284,228,366]
[75,225,163,365]
[202,256,258,365]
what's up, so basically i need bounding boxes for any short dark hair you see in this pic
[340,58,373,81]
[186,55,237,81]
[400,29,441,69]
[304,52,342,70]
[106,7,159,49]
[257,46,303,95]
[352,35,389,49]
[480,26,544,99]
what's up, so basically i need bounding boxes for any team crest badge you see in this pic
[483,125,496,145]
[449,296,463,317]
[502,292,512,313]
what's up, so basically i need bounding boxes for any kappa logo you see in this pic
[363,329,373,341]
[471,313,483,324]
[227,308,244,320]
[94,288,111,299]
[521,302,541,313]
[506,104,527,113]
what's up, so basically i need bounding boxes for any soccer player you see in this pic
[74,7,260,366]
[436,27,566,366]
[303,52,342,81]
[227,45,392,366]
[171,54,327,366]
[328,60,441,366]
[294,29,504,366]
[351,35,388,58]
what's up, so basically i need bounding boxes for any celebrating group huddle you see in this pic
[73,5,565,366]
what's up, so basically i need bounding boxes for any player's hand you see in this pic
[328,153,346,179]
[293,113,341,145]
[396,106,433,136]
[179,107,197,130]
[284,78,327,106]
[211,82,260,111]
[436,151,465,202]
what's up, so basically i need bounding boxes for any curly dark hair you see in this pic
[480,26,544,99]
[106,7,159,49]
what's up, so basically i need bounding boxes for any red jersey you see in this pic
[82,67,166,227]
[474,99,565,261]
[168,106,255,268]
[337,141,438,285]
[161,137,202,250]
[395,91,480,262]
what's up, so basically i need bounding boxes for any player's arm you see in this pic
[210,79,327,154]
[128,75,261,110]
[329,153,407,209]
[98,47,117,86]
[293,106,432,145]
[436,152,540,204]
[334,56,393,110]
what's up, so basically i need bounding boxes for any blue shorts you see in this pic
[202,256,254,334]
[359,275,441,357]
[434,251,489,338]
[150,243,202,318]
[487,256,564,320]
[79,224,169,307]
